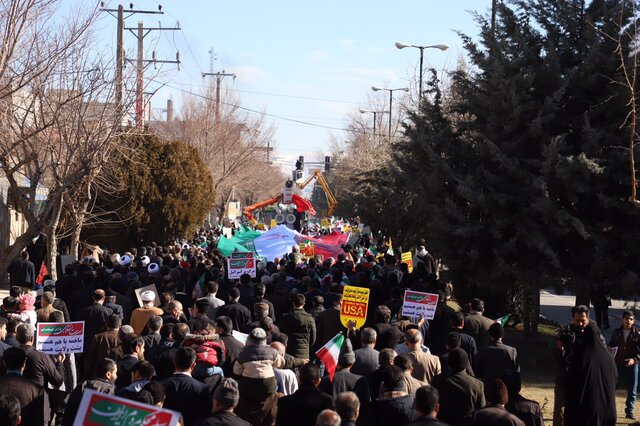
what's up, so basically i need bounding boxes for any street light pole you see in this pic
[371,87,409,137]
[395,42,448,108]
[360,109,389,137]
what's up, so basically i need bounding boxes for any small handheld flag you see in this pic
[315,333,345,381]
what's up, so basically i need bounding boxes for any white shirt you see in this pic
[274,368,298,396]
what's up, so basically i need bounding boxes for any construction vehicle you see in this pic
[243,170,337,220]
[297,170,337,216]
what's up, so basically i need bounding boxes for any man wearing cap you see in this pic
[130,291,163,335]
[104,291,124,321]
[196,377,250,425]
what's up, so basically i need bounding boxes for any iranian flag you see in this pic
[316,333,345,381]
[495,315,510,327]
[366,246,379,257]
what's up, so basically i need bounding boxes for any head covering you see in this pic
[417,246,427,257]
[43,279,55,288]
[119,254,132,266]
[214,378,240,406]
[338,337,356,365]
[19,293,35,311]
[148,263,160,274]
[139,256,151,267]
[248,328,267,345]
[141,291,155,303]
[182,243,190,250]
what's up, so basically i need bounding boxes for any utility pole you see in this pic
[202,71,236,123]
[100,3,169,127]
[125,22,180,128]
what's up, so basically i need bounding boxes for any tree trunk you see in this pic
[0,229,42,288]
[69,199,89,260]
[44,193,64,281]
[522,283,540,339]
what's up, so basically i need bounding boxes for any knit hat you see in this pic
[214,378,240,406]
[338,337,356,365]
[248,327,267,345]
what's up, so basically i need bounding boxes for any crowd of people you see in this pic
[0,230,633,426]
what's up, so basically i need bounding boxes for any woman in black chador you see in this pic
[564,323,617,426]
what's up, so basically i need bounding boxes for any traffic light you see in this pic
[324,156,331,172]
[296,155,304,171]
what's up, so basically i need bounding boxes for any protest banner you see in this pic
[73,389,181,426]
[134,284,161,308]
[36,322,84,354]
[402,290,439,320]
[340,285,370,329]
[227,252,256,279]
[401,251,414,272]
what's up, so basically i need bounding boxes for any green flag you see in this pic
[495,315,510,327]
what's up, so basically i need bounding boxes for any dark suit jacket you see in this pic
[84,329,120,379]
[475,341,519,384]
[216,301,252,332]
[53,298,71,322]
[143,332,161,350]
[431,370,485,426]
[276,386,334,426]
[195,411,251,426]
[77,303,113,345]
[463,313,494,347]
[406,415,452,426]
[471,405,525,426]
[315,307,345,350]
[162,373,212,425]
[219,333,244,377]
[352,345,380,376]
[23,345,65,424]
[320,369,371,425]
[9,258,35,287]
[0,372,45,426]
[104,302,124,320]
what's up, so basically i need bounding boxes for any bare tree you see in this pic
[0,1,129,281]
[153,85,285,221]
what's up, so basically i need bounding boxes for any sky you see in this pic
[89,1,493,169]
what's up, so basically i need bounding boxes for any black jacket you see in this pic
[0,372,45,426]
[23,345,65,424]
[63,379,116,426]
[219,333,245,377]
[76,303,113,344]
[195,411,251,426]
[608,325,640,365]
[372,394,416,424]
[216,301,252,332]
[162,373,212,426]
[276,386,334,426]
[9,258,35,287]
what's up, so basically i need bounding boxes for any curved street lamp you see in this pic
[371,86,409,137]
[395,42,449,107]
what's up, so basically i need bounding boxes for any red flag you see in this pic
[36,261,48,285]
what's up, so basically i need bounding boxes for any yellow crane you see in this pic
[296,169,338,216]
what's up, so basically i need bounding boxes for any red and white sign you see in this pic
[402,290,439,320]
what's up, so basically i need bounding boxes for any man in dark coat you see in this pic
[475,323,519,385]
[215,316,244,377]
[431,348,485,426]
[76,289,113,346]
[462,299,494,348]
[104,291,124,321]
[406,385,452,426]
[17,324,65,426]
[278,293,316,359]
[319,339,370,426]
[367,348,395,400]
[195,377,250,426]
[276,363,333,426]
[84,314,121,379]
[216,287,252,332]
[502,371,544,426]
[351,327,379,376]
[315,293,345,351]
[153,323,190,379]
[62,357,118,426]
[8,251,35,289]
[370,305,403,351]
[161,347,212,426]
[371,365,416,424]
[0,347,45,426]
[608,309,640,419]
[471,378,524,426]
[450,311,477,366]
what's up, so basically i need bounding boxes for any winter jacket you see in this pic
[278,308,316,359]
[183,332,226,367]
[233,343,285,380]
